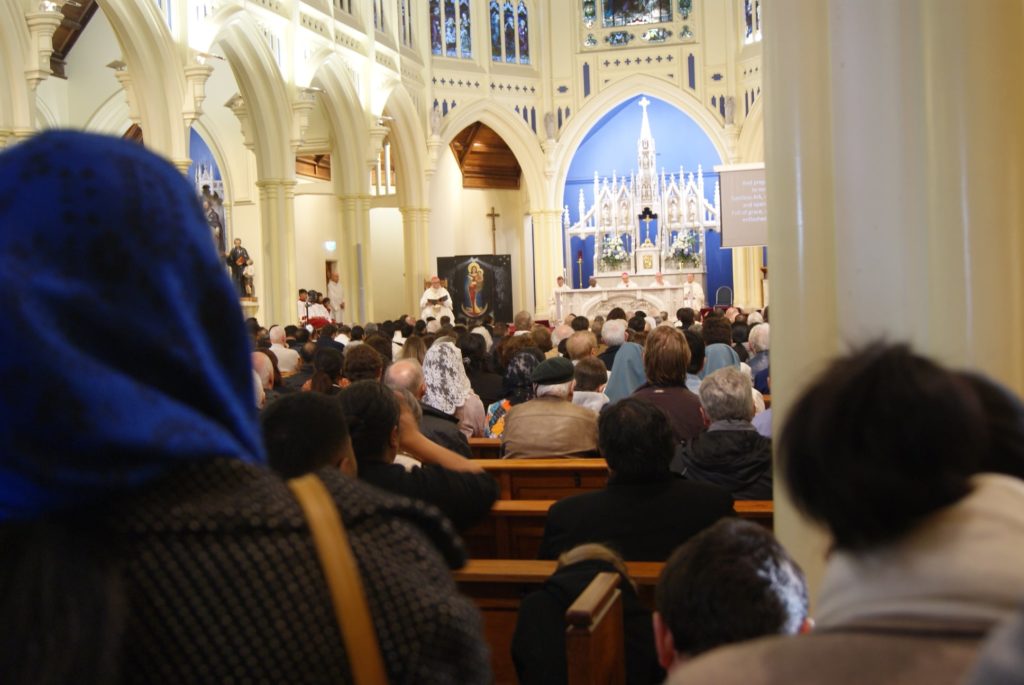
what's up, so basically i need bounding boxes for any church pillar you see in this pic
[401,207,431,314]
[255,179,298,326]
[338,194,373,324]
[531,209,564,322]
[765,0,1024,598]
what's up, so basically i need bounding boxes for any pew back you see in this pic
[566,572,626,685]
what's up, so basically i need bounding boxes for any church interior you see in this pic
[2,0,1024,682]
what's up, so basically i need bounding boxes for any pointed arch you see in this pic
[379,83,427,208]
[550,74,731,207]
[737,96,764,163]
[96,0,188,163]
[0,0,30,143]
[438,99,545,209]
[307,51,367,196]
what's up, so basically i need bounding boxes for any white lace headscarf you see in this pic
[422,341,473,414]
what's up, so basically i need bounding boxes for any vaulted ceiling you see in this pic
[449,122,521,190]
[50,0,100,79]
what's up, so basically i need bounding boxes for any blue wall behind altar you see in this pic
[562,94,732,299]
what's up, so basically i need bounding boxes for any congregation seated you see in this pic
[422,340,487,438]
[654,518,809,677]
[386,358,472,457]
[747,323,770,393]
[683,328,706,392]
[632,326,705,442]
[268,325,300,373]
[597,318,627,371]
[484,348,544,438]
[538,398,734,561]
[511,544,664,685]
[458,332,504,407]
[566,330,599,363]
[604,341,645,402]
[305,346,343,395]
[341,342,383,382]
[672,366,773,499]
[502,357,600,459]
[283,341,316,391]
[337,380,499,530]
[571,356,610,413]
[0,131,490,684]
[670,344,1024,684]
[260,392,357,479]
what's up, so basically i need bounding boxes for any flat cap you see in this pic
[531,356,575,385]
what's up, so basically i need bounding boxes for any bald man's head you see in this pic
[385,358,426,399]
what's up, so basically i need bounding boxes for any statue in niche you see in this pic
[602,200,612,226]
[688,196,697,224]
[430,104,442,136]
[544,111,556,140]
[725,96,736,125]
[669,196,680,224]
[619,197,630,225]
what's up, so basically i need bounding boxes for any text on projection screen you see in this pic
[720,168,767,248]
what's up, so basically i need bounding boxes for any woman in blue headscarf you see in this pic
[0,131,489,684]
[605,341,646,403]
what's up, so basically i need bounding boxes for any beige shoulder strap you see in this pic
[288,474,389,684]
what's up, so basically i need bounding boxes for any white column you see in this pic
[765,0,1024,599]
[531,209,564,321]
[401,207,431,313]
[255,179,298,326]
[338,194,373,323]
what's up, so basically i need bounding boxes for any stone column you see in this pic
[255,179,298,326]
[338,194,373,324]
[531,209,565,322]
[401,207,431,314]
[765,0,1024,598]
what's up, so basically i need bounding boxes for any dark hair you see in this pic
[337,381,400,463]
[0,515,125,684]
[284,325,298,338]
[294,328,310,344]
[701,317,732,346]
[644,326,690,386]
[350,326,365,341]
[457,333,489,373]
[364,334,393,364]
[309,347,343,393]
[656,519,808,657]
[959,372,1024,480]
[414,320,427,334]
[598,398,674,480]
[731,322,749,344]
[683,329,705,375]
[574,357,608,392]
[260,392,350,478]
[570,316,590,332]
[498,334,543,370]
[627,316,646,333]
[400,321,415,338]
[531,326,553,353]
[298,341,317,364]
[780,344,986,550]
[298,288,308,296]
[606,307,627,321]
[255,333,271,350]
[676,308,695,328]
[320,323,338,340]
[342,344,384,382]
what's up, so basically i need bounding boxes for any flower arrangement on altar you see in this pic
[599,233,629,270]
[668,230,701,268]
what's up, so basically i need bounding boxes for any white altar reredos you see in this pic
[562,97,722,284]
[552,285,694,322]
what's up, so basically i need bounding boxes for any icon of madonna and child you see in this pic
[462,260,489,318]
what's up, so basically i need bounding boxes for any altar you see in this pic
[554,285,693,322]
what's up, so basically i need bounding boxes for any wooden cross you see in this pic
[486,207,500,254]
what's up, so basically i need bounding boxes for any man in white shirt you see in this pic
[549,275,569,322]
[650,272,671,288]
[297,289,310,324]
[327,271,345,323]
[420,276,454,321]
[617,271,639,289]
[268,325,300,373]
[588,276,601,289]
[681,273,705,311]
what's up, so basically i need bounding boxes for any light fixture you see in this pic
[324,240,337,252]
[106,59,127,72]
[193,51,226,64]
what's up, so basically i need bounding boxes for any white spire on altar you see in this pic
[564,96,720,283]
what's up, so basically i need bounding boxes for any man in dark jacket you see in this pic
[539,398,734,561]
[672,366,772,500]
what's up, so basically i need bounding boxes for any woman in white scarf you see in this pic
[422,341,486,438]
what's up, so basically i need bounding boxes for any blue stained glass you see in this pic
[490,1,502,61]
[603,0,671,28]
[504,1,515,63]
[517,1,529,64]
[744,0,753,39]
[444,0,456,56]
[459,0,471,58]
[430,0,442,54]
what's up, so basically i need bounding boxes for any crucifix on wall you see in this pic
[486,206,500,254]
[639,206,658,247]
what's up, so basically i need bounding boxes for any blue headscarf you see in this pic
[701,343,741,378]
[0,131,265,521]
[605,342,646,403]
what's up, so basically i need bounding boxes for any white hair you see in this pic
[699,367,755,422]
[747,311,764,325]
[269,325,286,345]
[748,323,771,353]
[551,324,574,346]
[602,319,627,346]
[536,380,574,399]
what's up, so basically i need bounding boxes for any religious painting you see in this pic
[188,128,227,255]
[437,254,513,324]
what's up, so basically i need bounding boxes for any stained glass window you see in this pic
[743,0,762,43]
[400,0,413,48]
[459,0,472,58]
[517,1,529,64]
[503,1,515,63]
[431,0,472,58]
[602,0,671,28]
[490,1,502,60]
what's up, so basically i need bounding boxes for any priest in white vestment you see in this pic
[549,275,569,322]
[420,276,454,322]
[588,276,601,289]
[649,272,670,288]
[327,271,345,323]
[616,271,639,289]
[681,273,705,310]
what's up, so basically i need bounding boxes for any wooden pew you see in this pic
[463,499,775,559]
[454,560,663,685]
[566,572,626,685]
[468,437,503,458]
[476,458,610,500]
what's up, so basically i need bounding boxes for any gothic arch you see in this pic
[379,83,427,208]
[438,99,546,209]
[307,52,367,196]
[96,0,188,164]
[737,96,764,163]
[84,91,132,136]
[550,74,731,207]
[199,7,293,180]
[0,1,32,142]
